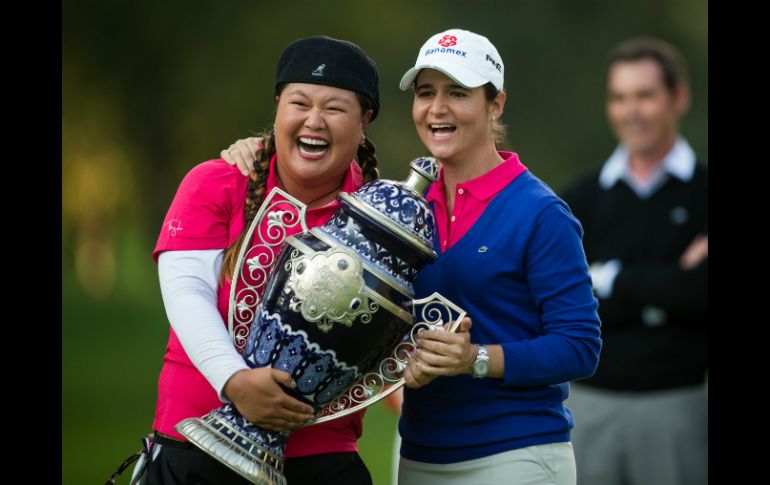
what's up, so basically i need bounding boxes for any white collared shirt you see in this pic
[598,136,696,199]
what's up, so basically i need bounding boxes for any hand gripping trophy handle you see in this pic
[309,292,466,424]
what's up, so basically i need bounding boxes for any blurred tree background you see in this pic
[62,0,707,483]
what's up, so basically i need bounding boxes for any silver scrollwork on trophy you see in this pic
[176,157,466,485]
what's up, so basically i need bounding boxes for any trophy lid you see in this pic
[402,156,441,197]
[341,157,440,258]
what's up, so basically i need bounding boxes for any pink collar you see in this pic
[426,151,527,203]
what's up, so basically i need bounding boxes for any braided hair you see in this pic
[220,90,380,282]
[355,92,380,184]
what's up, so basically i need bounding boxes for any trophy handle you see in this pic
[227,188,309,354]
[307,292,466,425]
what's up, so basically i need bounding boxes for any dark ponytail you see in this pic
[483,82,508,149]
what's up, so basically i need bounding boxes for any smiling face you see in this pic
[606,59,688,158]
[274,83,371,192]
[411,69,503,169]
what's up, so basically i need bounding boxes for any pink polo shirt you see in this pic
[152,155,365,457]
[427,151,527,252]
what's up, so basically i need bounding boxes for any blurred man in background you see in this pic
[562,36,707,485]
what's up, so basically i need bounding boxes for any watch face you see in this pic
[473,360,489,376]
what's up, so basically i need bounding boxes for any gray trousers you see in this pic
[567,383,708,485]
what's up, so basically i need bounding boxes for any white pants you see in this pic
[398,442,576,485]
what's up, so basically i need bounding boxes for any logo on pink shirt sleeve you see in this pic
[167,219,183,237]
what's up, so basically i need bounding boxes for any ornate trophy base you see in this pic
[176,406,287,485]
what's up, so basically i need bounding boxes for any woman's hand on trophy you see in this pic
[223,368,315,432]
[221,137,263,176]
[404,317,474,389]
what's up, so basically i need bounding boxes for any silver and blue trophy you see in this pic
[175,157,466,484]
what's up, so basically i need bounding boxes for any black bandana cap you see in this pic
[275,35,380,120]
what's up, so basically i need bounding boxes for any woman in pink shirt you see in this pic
[143,35,381,485]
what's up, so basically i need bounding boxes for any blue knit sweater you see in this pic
[399,170,602,464]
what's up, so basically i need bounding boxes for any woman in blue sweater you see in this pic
[393,29,602,484]
[221,28,601,485]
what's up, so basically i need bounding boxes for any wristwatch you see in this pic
[471,344,490,378]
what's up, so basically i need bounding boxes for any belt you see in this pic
[153,430,191,448]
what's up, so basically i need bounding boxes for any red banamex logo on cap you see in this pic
[438,35,457,47]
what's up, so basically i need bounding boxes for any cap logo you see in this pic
[311,64,326,77]
[438,35,457,47]
[424,47,467,58]
[485,54,502,72]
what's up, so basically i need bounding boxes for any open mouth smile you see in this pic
[429,123,457,139]
[297,136,330,157]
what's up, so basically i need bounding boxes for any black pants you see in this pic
[285,452,372,485]
[144,434,372,485]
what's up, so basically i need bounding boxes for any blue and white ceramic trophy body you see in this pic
[176,158,466,484]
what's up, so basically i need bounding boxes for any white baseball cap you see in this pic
[399,29,504,91]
